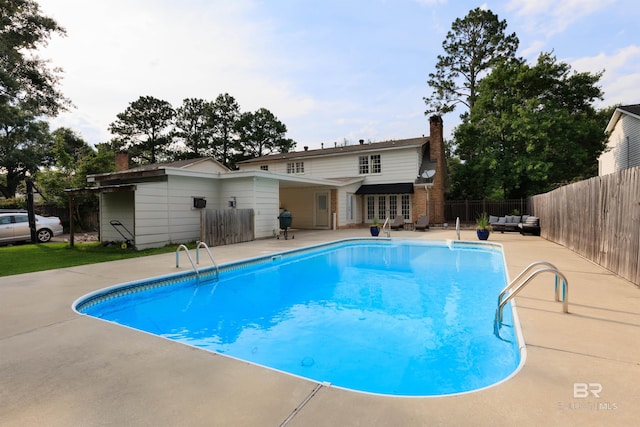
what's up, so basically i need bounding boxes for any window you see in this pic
[260,165,269,171]
[389,195,397,218]
[287,162,304,174]
[401,195,411,219]
[14,215,28,223]
[378,197,386,221]
[371,155,381,173]
[359,156,369,174]
[366,195,412,221]
[359,155,381,174]
[366,196,375,221]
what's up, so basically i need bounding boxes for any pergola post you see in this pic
[68,193,75,248]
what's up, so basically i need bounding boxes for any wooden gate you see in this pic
[201,209,255,246]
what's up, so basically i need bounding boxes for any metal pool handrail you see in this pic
[381,217,390,237]
[196,241,219,281]
[176,244,199,277]
[495,264,569,329]
[498,261,563,305]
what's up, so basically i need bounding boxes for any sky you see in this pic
[37,0,640,150]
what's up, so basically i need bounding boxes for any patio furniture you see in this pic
[489,215,521,233]
[390,215,405,230]
[414,215,429,231]
[518,216,541,236]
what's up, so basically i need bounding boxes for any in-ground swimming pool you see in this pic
[75,239,524,397]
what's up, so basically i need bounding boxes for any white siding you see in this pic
[219,176,279,239]
[336,182,363,227]
[166,175,219,245]
[134,181,170,249]
[182,159,228,173]
[253,177,279,238]
[239,147,422,183]
[132,176,219,249]
[614,115,640,172]
[600,114,640,175]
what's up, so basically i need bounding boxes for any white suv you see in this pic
[0,211,64,244]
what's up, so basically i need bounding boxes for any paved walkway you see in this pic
[1,229,639,426]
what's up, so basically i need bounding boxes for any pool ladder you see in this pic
[176,242,219,282]
[494,261,569,332]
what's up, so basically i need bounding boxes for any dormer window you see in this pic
[260,165,268,171]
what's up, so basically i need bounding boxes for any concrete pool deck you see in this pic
[1,229,639,426]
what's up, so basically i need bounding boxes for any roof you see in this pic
[237,136,428,165]
[605,104,640,133]
[89,157,228,183]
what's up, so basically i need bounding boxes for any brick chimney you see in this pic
[115,152,129,172]
[429,115,446,224]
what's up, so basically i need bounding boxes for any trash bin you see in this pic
[277,210,293,240]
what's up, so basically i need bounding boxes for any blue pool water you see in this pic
[76,239,523,396]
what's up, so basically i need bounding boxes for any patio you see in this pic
[1,229,638,426]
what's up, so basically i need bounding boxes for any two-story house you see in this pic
[237,115,446,229]
[599,104,640,175]
[76,117,445,249]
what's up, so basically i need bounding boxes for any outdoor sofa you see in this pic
[489,215,540,236]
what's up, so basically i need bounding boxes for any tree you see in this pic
[108,96,175,165]
[451,53,606,199]
[0,0,69,115]
[36,137,114,230]
[1,0,69,198]
[0,106,52,198]
[51,127,93,169]
[424,7,519,116]
[34,128,91,205]
[173,98,214,158]
[236,108,296,159]
[210,93,241,168]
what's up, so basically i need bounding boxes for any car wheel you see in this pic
[37,229,53,243]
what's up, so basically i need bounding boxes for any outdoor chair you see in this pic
[518,216,541,236]
[390,215,405,230]
[414,215,429,231]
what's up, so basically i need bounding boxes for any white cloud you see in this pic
[39,0,318,144]
[506,0,615,37]
[569,45,640,106]
[519,40,546,60]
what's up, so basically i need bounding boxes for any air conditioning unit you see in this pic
[193,198,206,209]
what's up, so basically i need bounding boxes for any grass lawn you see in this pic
[0,242,186,277]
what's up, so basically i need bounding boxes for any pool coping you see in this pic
[1,228,638,426]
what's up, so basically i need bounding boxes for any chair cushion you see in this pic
[525,216,539,225]
[489,215,499,224]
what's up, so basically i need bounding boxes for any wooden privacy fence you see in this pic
[200,208,255,247]
[531,167,640,286]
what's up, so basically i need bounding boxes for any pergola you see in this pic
[63,184,136,247]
